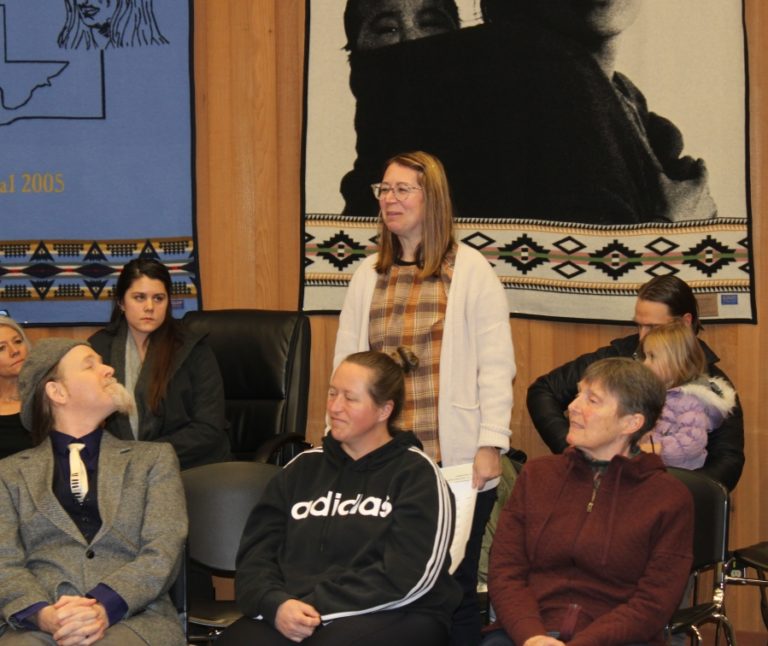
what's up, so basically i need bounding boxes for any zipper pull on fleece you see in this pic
[586,470,602,512]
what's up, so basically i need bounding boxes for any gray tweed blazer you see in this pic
[0,433,187,645]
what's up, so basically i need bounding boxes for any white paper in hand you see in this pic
[441,462,478,574]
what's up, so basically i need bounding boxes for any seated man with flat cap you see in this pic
[0,339,187,645]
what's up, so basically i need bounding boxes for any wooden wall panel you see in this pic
[22,0,767,633]
[194,0,291,309]
[274,2,306,310]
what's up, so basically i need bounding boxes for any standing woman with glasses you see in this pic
[0,316,33,458]
[334,151,516,645]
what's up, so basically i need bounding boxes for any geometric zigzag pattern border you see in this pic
[303,216,752,321]
[0,237,197,303]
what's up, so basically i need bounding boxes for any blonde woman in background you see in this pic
[0,316,32,459]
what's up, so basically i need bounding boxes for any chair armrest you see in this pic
[252,433,311,464]
[731,542,768,571]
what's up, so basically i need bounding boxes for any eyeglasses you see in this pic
[370,182,423,201]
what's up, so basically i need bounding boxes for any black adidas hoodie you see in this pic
[235,430,461,628]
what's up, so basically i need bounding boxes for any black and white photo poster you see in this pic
[302,0,753,323]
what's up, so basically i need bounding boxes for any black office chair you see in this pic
[183,309,311,463]
[182,461,282,643]
[666,467,736,645]
[725,541,768,630]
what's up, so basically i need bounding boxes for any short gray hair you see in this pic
[582,357,666,449]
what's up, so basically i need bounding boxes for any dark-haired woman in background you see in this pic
[89,258,229,469]
[221,349,460,645]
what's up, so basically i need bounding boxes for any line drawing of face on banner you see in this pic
[76,0,114,32]
[58,0,169,50]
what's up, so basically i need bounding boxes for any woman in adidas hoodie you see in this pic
[219,350,461,645]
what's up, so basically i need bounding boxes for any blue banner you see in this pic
[0,0,196,325]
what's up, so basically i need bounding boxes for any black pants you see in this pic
[217,612,449,646]
[450,487,497,646]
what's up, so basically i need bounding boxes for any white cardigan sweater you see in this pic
[334,243,516,476]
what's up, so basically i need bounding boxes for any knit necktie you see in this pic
[68,443,88,503]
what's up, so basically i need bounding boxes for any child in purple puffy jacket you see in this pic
[639,321,736,469]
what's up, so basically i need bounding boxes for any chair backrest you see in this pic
[666,467,730,571]
[183,309,311,458]
[182,461,281,572]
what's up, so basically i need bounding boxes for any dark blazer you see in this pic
[0,434,187,644]
[89,320,231,469]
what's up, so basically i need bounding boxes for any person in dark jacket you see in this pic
[485,358,693,646]
[527,275,744,491]
[89,258,230,470]
[219,349,461,646]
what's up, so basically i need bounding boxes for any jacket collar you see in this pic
[564,445,666,482]
[103,318,206,383]
[18,433,134,546]
[323,430,422,471]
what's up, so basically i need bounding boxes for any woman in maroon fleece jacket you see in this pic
[485,358,694,646]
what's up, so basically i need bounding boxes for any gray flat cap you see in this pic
[19,338,91,431]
